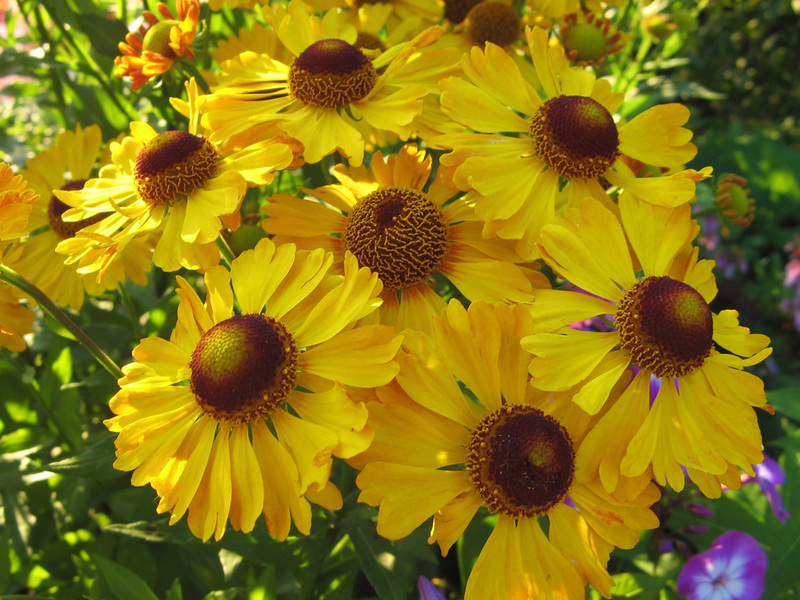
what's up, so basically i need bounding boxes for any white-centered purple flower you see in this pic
[676,531,767,600]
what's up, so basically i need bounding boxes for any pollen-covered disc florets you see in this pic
[616,276,713,378]
[288,39,377,109]
[341,187,448,289]
[529,95,620,180]
[465,1,521,48]
[189,314,298,424]
[48,180,109,238]
[133,130,219,205]
[466,405,575,518]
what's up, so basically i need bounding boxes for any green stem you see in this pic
[0,264,124,381]
[117,283,144,342]
[216,234,236,267]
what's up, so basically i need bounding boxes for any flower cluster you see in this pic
[2,0,783,598]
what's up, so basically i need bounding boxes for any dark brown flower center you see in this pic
[443,0,483,24]
[529,95,620,180]
[190,314,298,423]
[341,187,448,290]
[141,19,179,58]
[288,39,377,109]
[354,31,386,52]
[48,180,110,238]
[466,405,575,518]
[133,131,219,205]
[465,1,520,48]
[616,276,713,378]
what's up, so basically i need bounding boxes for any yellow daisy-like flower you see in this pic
[262,143,542,332]
[115,0,200,91]
[522,194,773,498]
[54,79,295,277]
[432,26,711,259]
[355,300,660,600]
[0,281,35,352]
[442,0,524,50]
[0,161,37,352]
[105,237,402,542]
[5,125,153,310]
[0,161,37,244]
[200,0,450,166]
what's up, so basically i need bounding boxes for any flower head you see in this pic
[560,11,628,66]
[676,531,767,600]
[6,125,152,310]
[115,0,200,91]
[523,195,773,498]
[54,79,295,277]
[0,161,37,243]
[105,237,401,541]
[432,27,711,258]
[201,0,454,166]
[262,143,542,332]
[355,300,659,599]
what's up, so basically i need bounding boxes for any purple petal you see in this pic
[418,577,446,600]
[755,455,792,523]
[676,531,767,600]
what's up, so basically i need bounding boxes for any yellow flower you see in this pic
[115,0,200,91]
[200,0,453,166]
[354,300,659,600]
[5,125,153,310]
[522,194,772,498]
[0,281,35,352]
[54,80,295,277]
[432,27,711,259]
[262,143,543,332]
[105,237,402,541]
[0,161,37,244]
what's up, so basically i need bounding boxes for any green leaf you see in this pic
[92,554,160,600]
[768,388,800,421]
[343,519,408,600]
[39,435,122,481]
[611,572,668,598]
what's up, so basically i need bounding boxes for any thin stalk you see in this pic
[117,283,144,342]
[0,264,124,381]
[216,234,236,267]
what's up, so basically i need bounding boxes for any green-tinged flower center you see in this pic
[562,22,608,63]
[529,95,620,180]
[466,405,575,518]
[341,186,448,290]
[465,1,520,48]
[49,180,110,238]
[190,314,298,423]
[716,174,754,228]
[141,19,179,58]
[616,276,713,378]
[288,39,377,109]
[133,131,219,205]
[443,0,483,24]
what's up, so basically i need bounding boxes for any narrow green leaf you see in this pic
[344,520,408,600]
[39,436,122,480]
[92,554,160,600]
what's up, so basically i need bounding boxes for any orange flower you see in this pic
[114,0,200,91]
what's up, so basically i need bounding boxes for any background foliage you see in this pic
[1,0,799,598]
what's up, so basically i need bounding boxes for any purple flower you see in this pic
[418,576,446,600]
[677,531,767,600]
[741,453,792,523]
